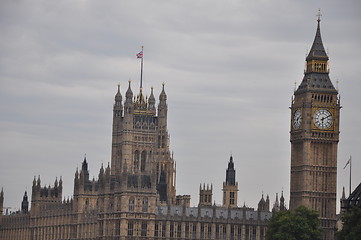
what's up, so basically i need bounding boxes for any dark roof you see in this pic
[295,72,337,95]
[306,19,328,61]
[344,183,361,209]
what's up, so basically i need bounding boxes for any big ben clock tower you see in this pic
[290,12,340,240]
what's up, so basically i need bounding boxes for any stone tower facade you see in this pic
[222,156,238,208]
[290,16,340,240]
[111,82,176,205]
[198,184,213,207]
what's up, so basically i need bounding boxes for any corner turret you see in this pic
[113,84,123,118]
[148,86,156,113]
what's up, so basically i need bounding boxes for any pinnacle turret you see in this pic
[125,81,133,103]
[115,84,122,102]
[159,83,167,102]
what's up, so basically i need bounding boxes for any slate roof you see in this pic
[344,183,361,209]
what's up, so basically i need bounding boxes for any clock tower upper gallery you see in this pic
[290,12,341,240]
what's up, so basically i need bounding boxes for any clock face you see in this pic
[313,109,333,129]
[293,109,302,129]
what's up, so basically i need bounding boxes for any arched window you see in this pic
[129,197,135,212]
[142,197,148,212]
[134,150,139,171]
[141,151,146,172]
[85,198,89,210]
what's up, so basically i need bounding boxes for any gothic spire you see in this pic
[226,155,236,186]
[306,9,328,62]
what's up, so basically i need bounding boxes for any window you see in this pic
[238,225,242,240]
[223,225,227,240]
[177,224,182,239]
[216,224,220,239]
[192,224,197,239]
[142,198,148,213]
[253,226,257,240]
[154,223,159,237]
[141,151,146,172]
[128,221,133,236]
[129,197,135,212]
[230,192,235,205]
[185,224,190,239]
[170,224,174,238]
[208,225,212,239]
[134,150,139,171]
[115,220,120,235]
[200,224,205,239]
[230,225,234,240]
[162,223,166,237]
[141,222,147,237]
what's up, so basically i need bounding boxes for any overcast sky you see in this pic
[1,0,360,211]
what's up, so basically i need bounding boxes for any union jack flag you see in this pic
[136,51,143,59]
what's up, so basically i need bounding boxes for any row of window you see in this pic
[129,197,148,213]
[312,94,333,103]
[134,150,147,172]
[152,222,264,240]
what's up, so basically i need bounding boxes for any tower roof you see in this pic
[295,13,337,95]
[306,13,328,61]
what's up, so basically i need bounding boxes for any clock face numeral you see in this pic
[293,109,302,129]
[313,109,333,129]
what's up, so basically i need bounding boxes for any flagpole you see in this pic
[349,155,352,196]
[140,46,144,89]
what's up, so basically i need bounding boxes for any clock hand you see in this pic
[321,114,332,123]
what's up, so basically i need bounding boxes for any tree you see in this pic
[336,207,361,240]
[266,205,322,240]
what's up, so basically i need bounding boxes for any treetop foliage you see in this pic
[266,205,322,240]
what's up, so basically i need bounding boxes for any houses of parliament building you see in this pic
[0,15,340,240]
